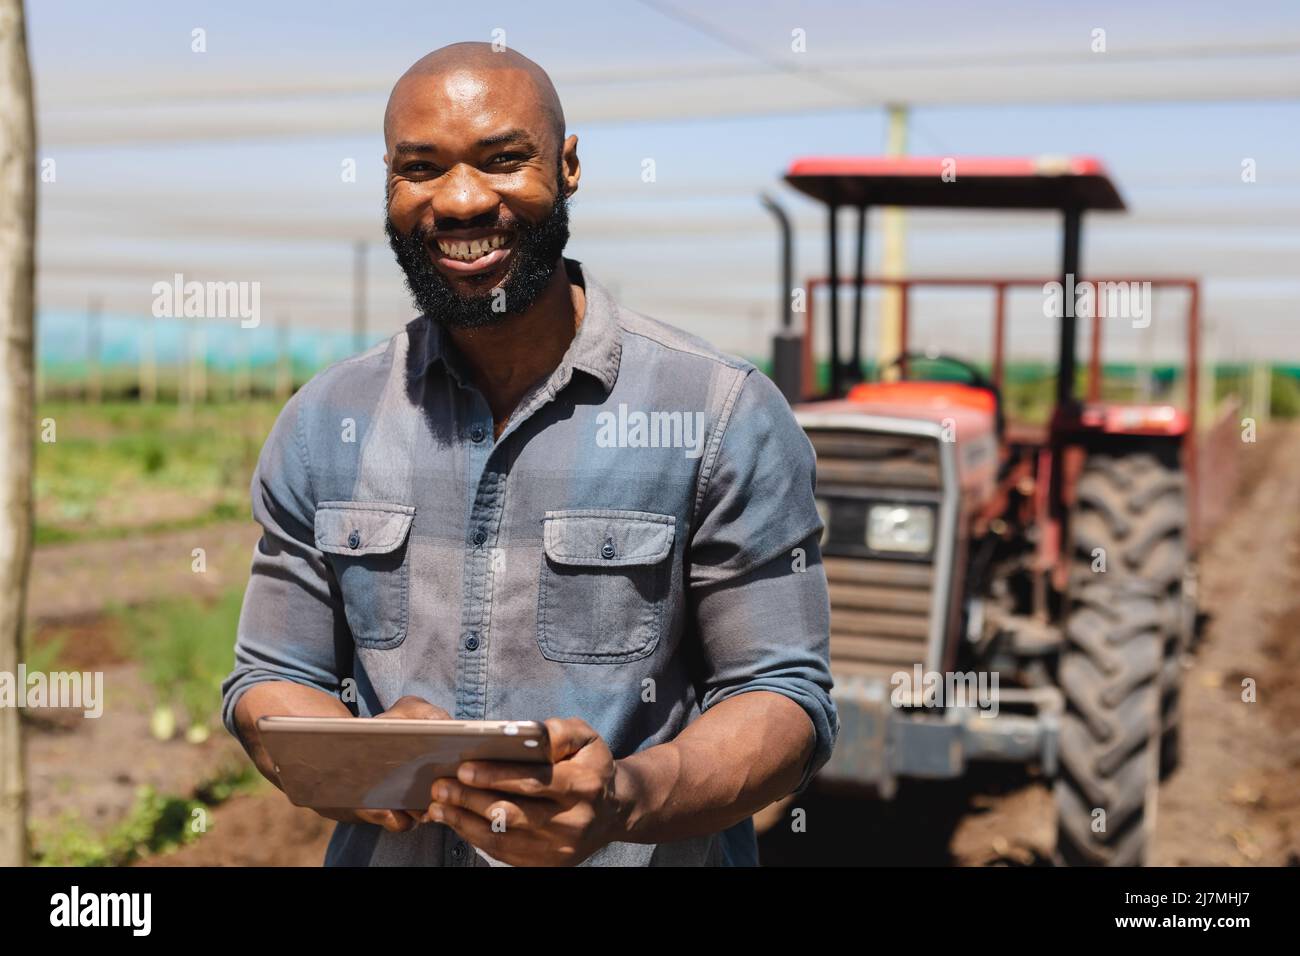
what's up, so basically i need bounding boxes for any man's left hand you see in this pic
[425,717,629,866]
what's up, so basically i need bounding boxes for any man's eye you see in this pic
[488,152,527,166]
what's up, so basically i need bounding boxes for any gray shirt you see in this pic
[221,258,837,865]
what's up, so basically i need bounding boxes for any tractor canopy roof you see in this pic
[784,155,1125,211]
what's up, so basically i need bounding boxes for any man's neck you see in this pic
[447,259,587,438]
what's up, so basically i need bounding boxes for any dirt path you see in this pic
[27,521,260,626]
[23,522,259,855]
[26,664,247,844]
[138,791,333,867]
[1151,422,1300,865]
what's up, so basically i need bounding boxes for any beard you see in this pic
[385,172,571,330]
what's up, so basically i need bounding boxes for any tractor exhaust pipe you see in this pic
[761,193,803,404]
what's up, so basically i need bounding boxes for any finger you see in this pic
[356,809,418,833]
[543,717,600,762]
[380,696,451,721]
[457,760,555,796]
[428,800,548,866]
[430,778,557,831]
[457,758,604,803]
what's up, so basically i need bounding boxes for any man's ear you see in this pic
[562,133,581,196]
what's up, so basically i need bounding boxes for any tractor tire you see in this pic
[1069,452,1189,779]
[1056,451,1188,865]
[1054,581,1162,865]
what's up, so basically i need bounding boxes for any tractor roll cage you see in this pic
[799,274,1200,411]
[783,156,1127,406]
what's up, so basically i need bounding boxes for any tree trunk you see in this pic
[0,0,35,868]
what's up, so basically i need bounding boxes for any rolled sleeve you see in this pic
[689,369,838,791]
[220,391,353,738]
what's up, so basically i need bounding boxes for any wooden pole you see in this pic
[0,0,36,868]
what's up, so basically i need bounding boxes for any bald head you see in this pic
[385,42,566,153]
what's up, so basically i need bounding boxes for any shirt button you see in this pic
[472,529,487,546]
[347,530,361,549]
[464,633,480,651]
[470,425,486,443]
[601,541,616,560]
[451,841,467,862]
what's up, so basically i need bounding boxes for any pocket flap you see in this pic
[542,510,675,567]
[315,501,415,556]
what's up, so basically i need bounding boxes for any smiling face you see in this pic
[384,53,579,329]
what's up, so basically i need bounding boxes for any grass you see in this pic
[21,629,68,675]
[23,584,256,866]
[30,763,262,867]
[114,588,246,731]
[34,399,279,545]
[25,586,245,732]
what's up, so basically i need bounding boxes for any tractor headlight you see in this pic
[866,503,934,555]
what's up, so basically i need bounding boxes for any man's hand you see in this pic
[425,717,627,866]
[344,695,453,833]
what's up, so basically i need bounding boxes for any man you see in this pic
[222,41,836,867]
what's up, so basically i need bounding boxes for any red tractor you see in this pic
[767,157,1199,865]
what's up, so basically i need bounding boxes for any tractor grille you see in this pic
[825,557,934,683]
[807,428,944,686]
[809,430,940,489]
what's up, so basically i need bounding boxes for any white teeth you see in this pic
[436,234,507,262]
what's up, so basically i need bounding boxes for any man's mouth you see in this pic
[430,230,514,276]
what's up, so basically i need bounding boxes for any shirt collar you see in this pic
[416,257,622,395]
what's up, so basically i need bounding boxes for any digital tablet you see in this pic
[257,716,551,811]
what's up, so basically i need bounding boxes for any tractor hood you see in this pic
[795,384,999,506]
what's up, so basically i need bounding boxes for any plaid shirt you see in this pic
[222,258,837,866]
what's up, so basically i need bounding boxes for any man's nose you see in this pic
[428,164,498,223]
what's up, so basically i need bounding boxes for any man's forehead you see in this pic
[385,66,551,145]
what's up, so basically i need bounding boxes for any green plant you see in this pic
[116,588,244,730]
[31,787,203,867]
[1269,370,1300,419]
[30,761,262,867]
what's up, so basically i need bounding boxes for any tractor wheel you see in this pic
[1069,452,1190,778]
[1054,581,1162,865]
[1056,451,1187,865]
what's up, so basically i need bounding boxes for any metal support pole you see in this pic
[851,205,866,383]
[880,103,909,382]
[1057,208,1082,409]
[828,204,841,398]
[353,240,368,355]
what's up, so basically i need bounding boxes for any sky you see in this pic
[22,0,1300,373]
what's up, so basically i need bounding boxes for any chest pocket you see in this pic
[315,501,415,650]
[537,510,675,664]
